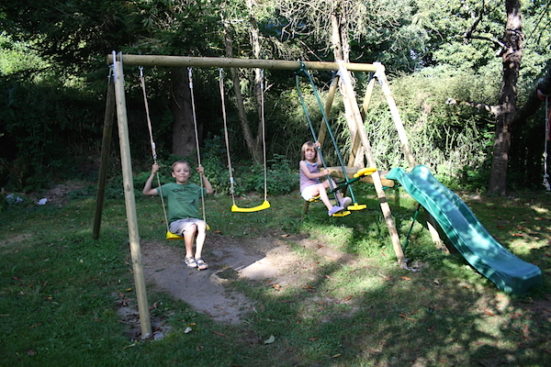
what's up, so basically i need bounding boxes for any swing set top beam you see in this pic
[106,54,380,72]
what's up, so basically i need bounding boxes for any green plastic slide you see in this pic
[386,165,542,294]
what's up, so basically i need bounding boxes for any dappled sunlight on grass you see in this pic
[1,186,550,366]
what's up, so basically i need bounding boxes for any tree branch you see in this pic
[463,0,485,40]
[445,98,504,117]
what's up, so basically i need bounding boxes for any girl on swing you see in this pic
[299,141,351,216]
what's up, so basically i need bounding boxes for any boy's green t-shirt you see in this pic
[157,182,203,223]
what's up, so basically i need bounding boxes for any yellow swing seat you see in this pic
[305,196,351,217]
[165,223,211,240]
[342,167,377,211]
[354,167,377,178]
[231,200,271,213]
[166,231,183,240]
[347,203,366,211]
[332,210,351,217]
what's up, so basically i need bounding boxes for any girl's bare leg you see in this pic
[318,182,335,210]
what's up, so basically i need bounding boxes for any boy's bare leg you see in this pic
[194,221,207,259]
[184,225,197,258]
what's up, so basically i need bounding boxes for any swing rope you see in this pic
[218,69,237,206]
[138,67,171,236]
[188,67,208,222]
[260,70,269,203]
[544,95,550,191]
[139,67,208,240]
[218,68,270,213]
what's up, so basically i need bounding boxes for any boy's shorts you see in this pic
[169,218,206,236]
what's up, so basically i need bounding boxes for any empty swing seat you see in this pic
[231,200,271,213]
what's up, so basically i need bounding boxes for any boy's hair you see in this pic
[171,160,191,171]
[301,141,317,161]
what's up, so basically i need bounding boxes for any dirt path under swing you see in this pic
[140,233,359,325]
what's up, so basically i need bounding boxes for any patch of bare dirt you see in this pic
[0,233,33,249]
[38,180,88,205]
[139,233,357,327]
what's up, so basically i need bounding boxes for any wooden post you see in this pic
[317,76,340,146]
[373,63,416,168]
[112,53,152,338]
[361,76,376,118]
[374,63,444,249]
[337,63,406,267]
[93,76,115,240]
[346,75,376,167]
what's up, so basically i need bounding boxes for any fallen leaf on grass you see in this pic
[399,313,415,321]
[483,309,496,317]
[263,335,275,344]
[212,331,227,337]
[400,276,412,281]
[184,327,192,334]
[331,354,342,358]
[308,337,318,342]
[522,324,530,340]
[271,283,282,291]
[511,233,526,237]
[26,350,36,356]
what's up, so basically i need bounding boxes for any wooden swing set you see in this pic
[92,52,439,338]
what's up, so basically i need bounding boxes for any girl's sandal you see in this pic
[195,258,208,271]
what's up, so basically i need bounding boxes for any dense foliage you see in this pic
[0,0,550,192]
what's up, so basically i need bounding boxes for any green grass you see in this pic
[1,185,550,366]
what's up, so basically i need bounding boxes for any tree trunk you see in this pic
[170,68,195,158]
[488,0,523,195]
[222,21,262,164]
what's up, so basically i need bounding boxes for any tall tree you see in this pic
[488,0,524,195]
[444,0,530,195]
[220,0,272,164]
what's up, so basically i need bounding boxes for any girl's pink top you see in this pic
[299,161,320,192]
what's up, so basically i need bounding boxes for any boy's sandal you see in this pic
[185,257,198,268]
[195,258,208,270]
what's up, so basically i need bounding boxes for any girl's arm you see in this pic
[315,141,323,165]
[300,160,329,179]
[143,163,160,196]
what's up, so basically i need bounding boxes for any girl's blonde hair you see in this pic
[300,141,317,161]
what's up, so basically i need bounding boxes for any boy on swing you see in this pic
[143,161,213,270]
